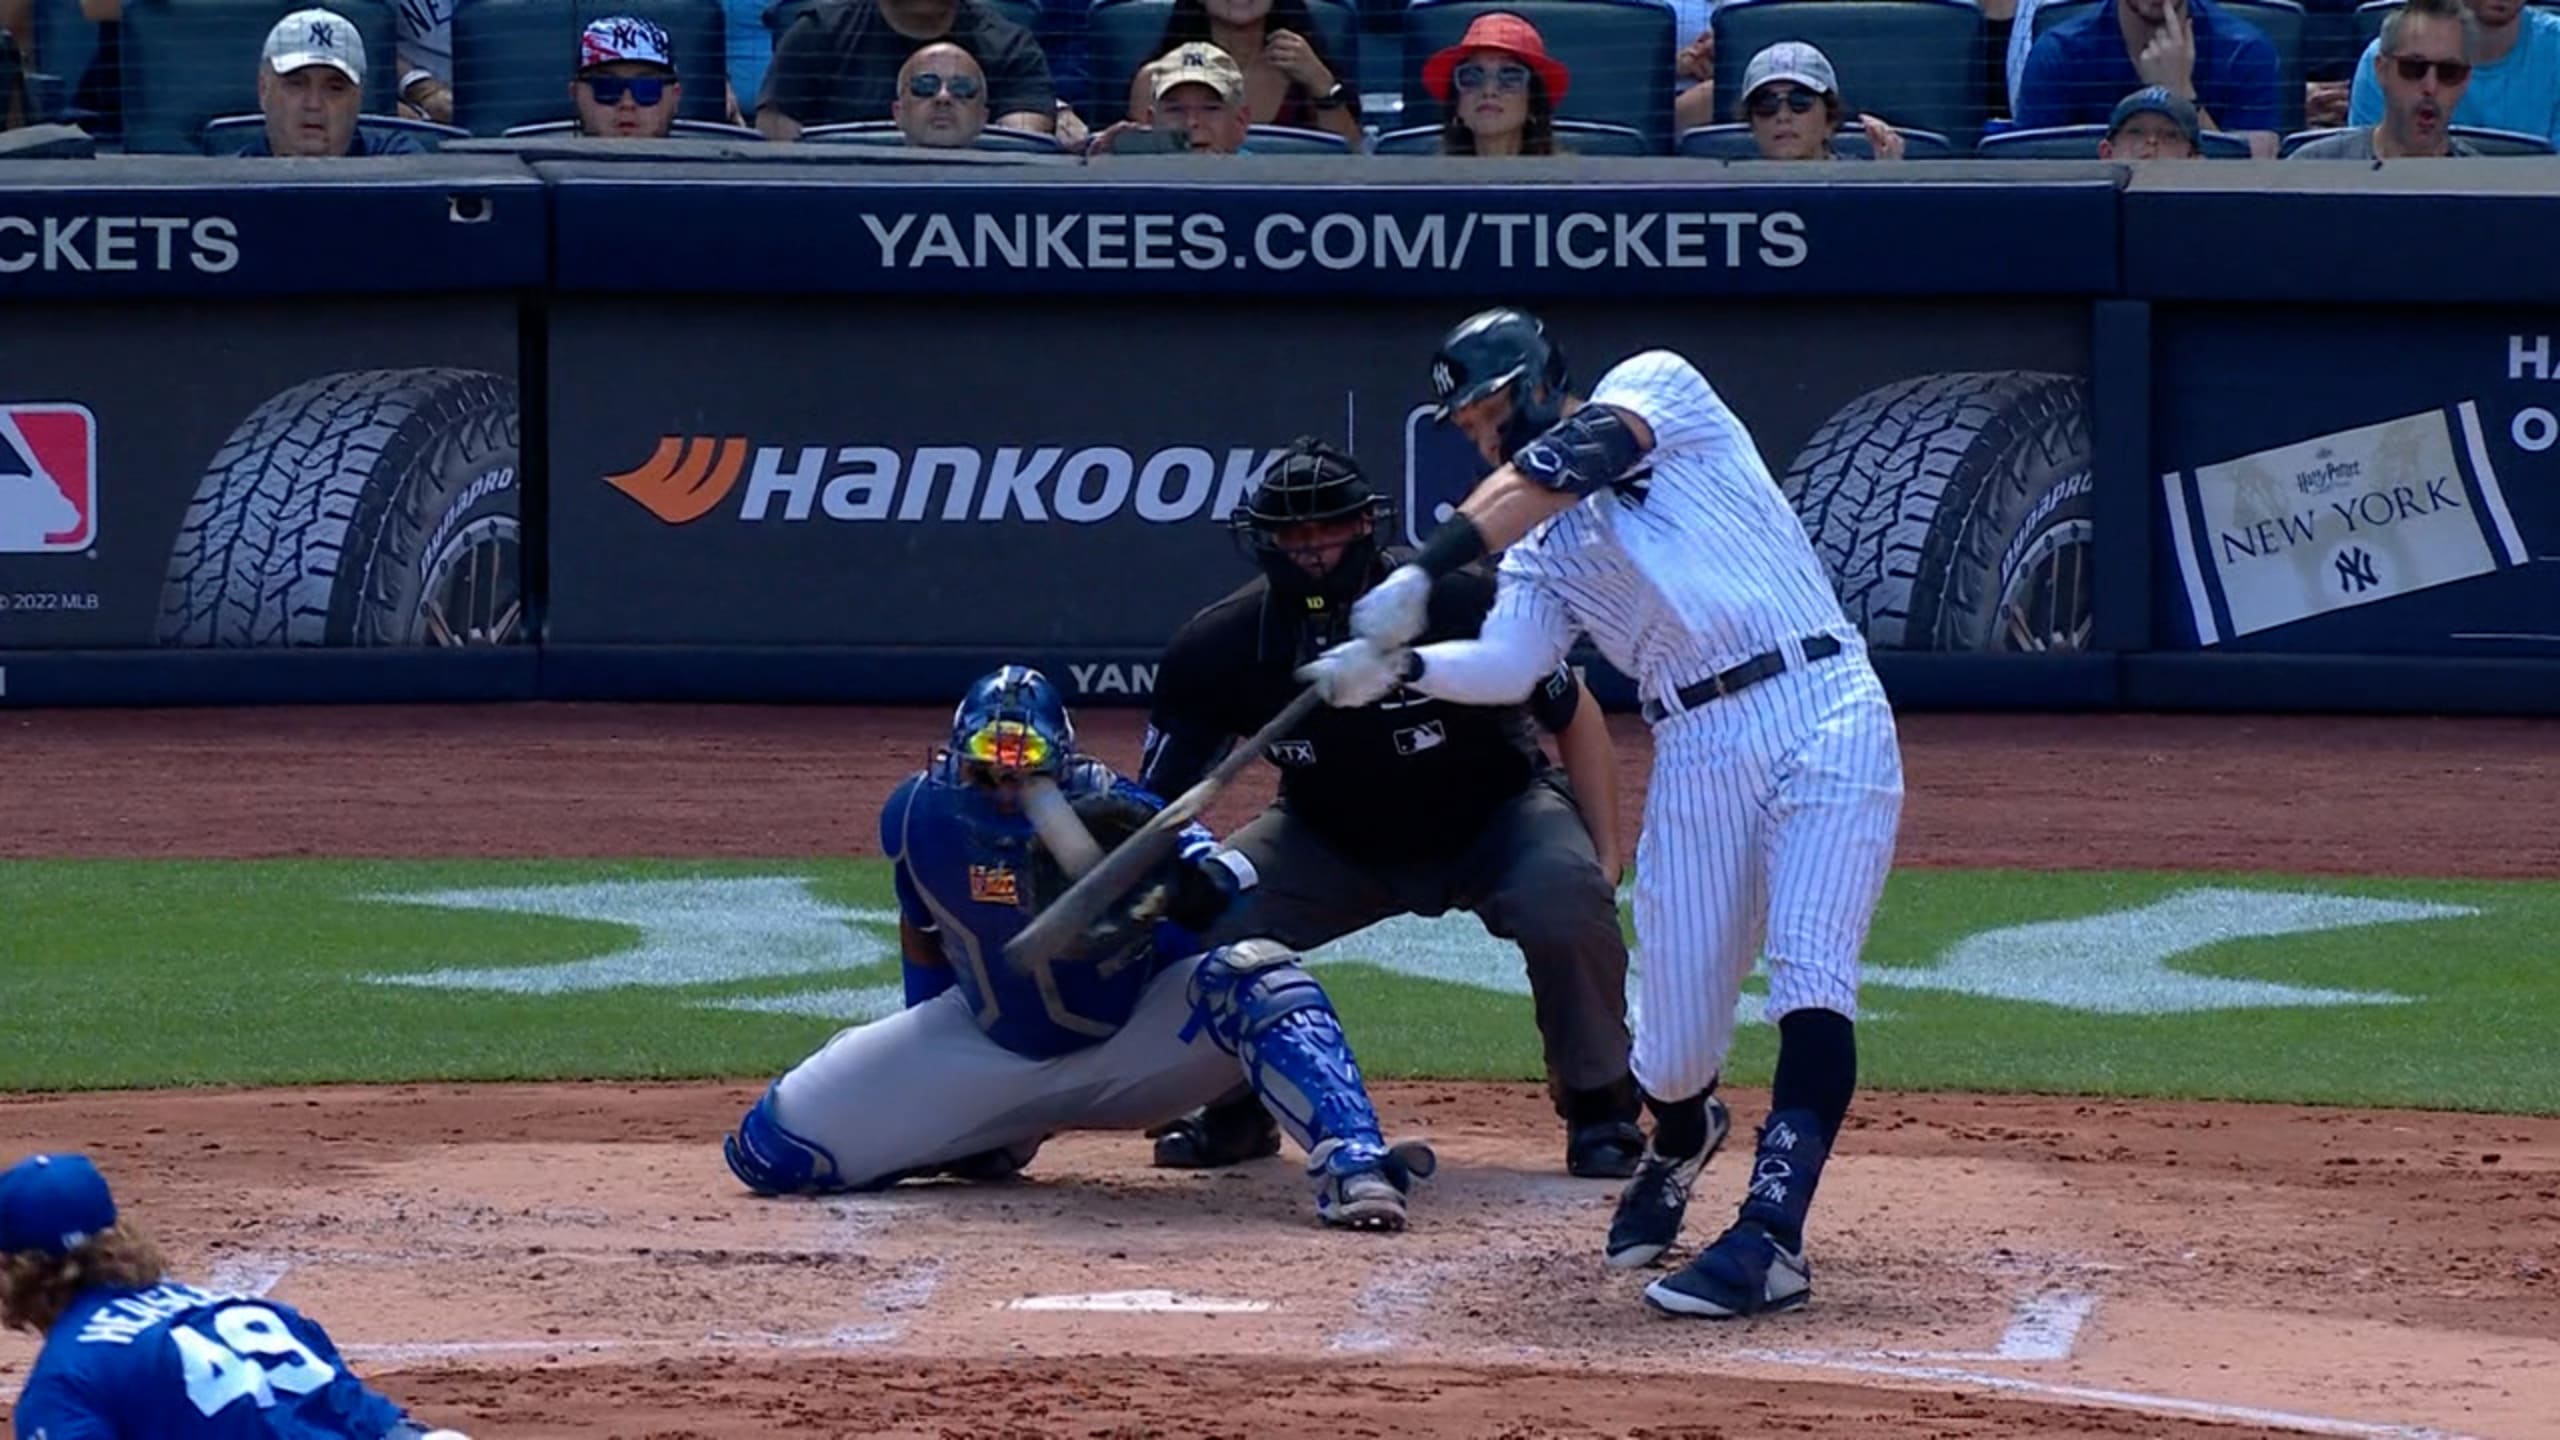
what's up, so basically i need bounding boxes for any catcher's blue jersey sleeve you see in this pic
[18,1283,414,1439]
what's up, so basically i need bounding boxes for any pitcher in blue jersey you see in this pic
[1,1153,473,1440]
[722,665,1436,1231]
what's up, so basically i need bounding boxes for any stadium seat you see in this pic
[1974,121,2253,156]
[2354,0,2394,52]
[800,117,1065,150]
[1712,0,1986,152]
[451,0,728,137]
[26,0,105,127]
[2030,0,2305,131]
[2269,122,2541,154]
[1676,120,1956,158]
[499,115,764,136]
[1371,116,1647,154]
[2452,124,2557,154]
[1243,121,1351,152]
[1082,0,1360,128]
[119,0,400,153]
[203,110,470,150]
[1403,0,1672,152]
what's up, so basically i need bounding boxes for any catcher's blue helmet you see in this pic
[949,665,1075,779]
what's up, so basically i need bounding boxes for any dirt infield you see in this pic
[3,705,2557,1440]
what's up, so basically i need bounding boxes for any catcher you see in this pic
[2,1151,474,1439]
[721,665,1436,1230]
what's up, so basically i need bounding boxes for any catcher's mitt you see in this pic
[1021,788,1234,954]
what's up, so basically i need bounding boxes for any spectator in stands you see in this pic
[1425,12,1565,156]
[0,0,26,128]
[572,16,683,138]
[395,0,453,124]
[1090,40,1251,153]
[2015,0,2282,154]
[1672,0,1719,133]
[246,8,429,155]
[1127,0,1356,145]
[67,0,124,137]
[2336,0,2560,144]
[1,20,25,130]
[757,0,1055,140]
[2294,0,2482,156]
[1736,41,1907,160]
[894,39,987,145]
[2099,83,2204,155]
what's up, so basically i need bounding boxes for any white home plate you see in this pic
[1007,1290,1273,1315]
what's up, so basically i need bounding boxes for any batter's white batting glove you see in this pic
[1350,564,1432,649]
[1297,638,1409,708]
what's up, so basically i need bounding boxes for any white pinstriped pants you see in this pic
[1631,638,1904,1103]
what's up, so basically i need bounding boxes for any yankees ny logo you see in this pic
[2334,545,2379,594]
[308,19,337,45]
[1431,360,1456,398]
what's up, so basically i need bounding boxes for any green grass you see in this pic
[2,859,2554,1113]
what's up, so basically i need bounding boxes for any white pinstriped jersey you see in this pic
[1492,351,1853,700]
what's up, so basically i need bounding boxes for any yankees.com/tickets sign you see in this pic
[544,295,2091,656]
[2151,312,2560,657]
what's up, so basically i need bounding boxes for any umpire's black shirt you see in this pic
[1142,555,1581,863]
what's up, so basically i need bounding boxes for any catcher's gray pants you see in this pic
[767,956,1240,1187]
[1203,771,1634,1102]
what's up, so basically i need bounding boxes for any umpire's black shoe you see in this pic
[1567,1119,1646,1179]
[1148,1097,1282,1169]
[1604,1094,1732,1269]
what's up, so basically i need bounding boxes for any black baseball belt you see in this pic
[1640,634,1845,726]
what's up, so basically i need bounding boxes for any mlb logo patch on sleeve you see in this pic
[0,405,98,553]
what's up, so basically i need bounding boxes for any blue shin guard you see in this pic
[1185,941,1434,1221]
[724,1083,850,1196]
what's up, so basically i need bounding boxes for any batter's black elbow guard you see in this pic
[1514,405,1646,498]
[1413,512,1489,579]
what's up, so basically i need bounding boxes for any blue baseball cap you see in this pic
[0,1154,118,1257]
[2108,85,2201,143]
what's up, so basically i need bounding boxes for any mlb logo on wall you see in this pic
[0,405,98,553]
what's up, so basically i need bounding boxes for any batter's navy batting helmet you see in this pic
[948,665,1075,780]
[1430,307,1572,458]
[1233,437,1393,607]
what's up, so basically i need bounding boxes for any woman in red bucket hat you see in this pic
[1424,11,1571,155]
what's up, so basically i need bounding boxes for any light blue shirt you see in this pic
[2348,7,2560,144]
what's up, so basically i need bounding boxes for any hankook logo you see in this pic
[604,438,1285,526]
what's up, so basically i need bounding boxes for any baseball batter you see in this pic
[1139,437,1644,1181]
[1301,309,1905,1317]
[1,1152,474,1439]
[721,666,1436,1231]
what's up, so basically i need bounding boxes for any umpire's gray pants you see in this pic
[1203,772,1634,1104]
[768,957,1241,1187]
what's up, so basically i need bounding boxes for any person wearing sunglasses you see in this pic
[572,16,683,139]
[2339,0,2560,147]
[2294,0,2483,156]
[1423,12,1567,156]
[893,40,988,146]
[1735,41,1905,161]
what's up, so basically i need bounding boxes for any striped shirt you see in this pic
[1491,350,1852,702]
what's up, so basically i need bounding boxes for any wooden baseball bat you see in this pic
[1004,683,1325,971]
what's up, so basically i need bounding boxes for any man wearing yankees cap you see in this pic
[573,15,685,138]
[244,7,430,156]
